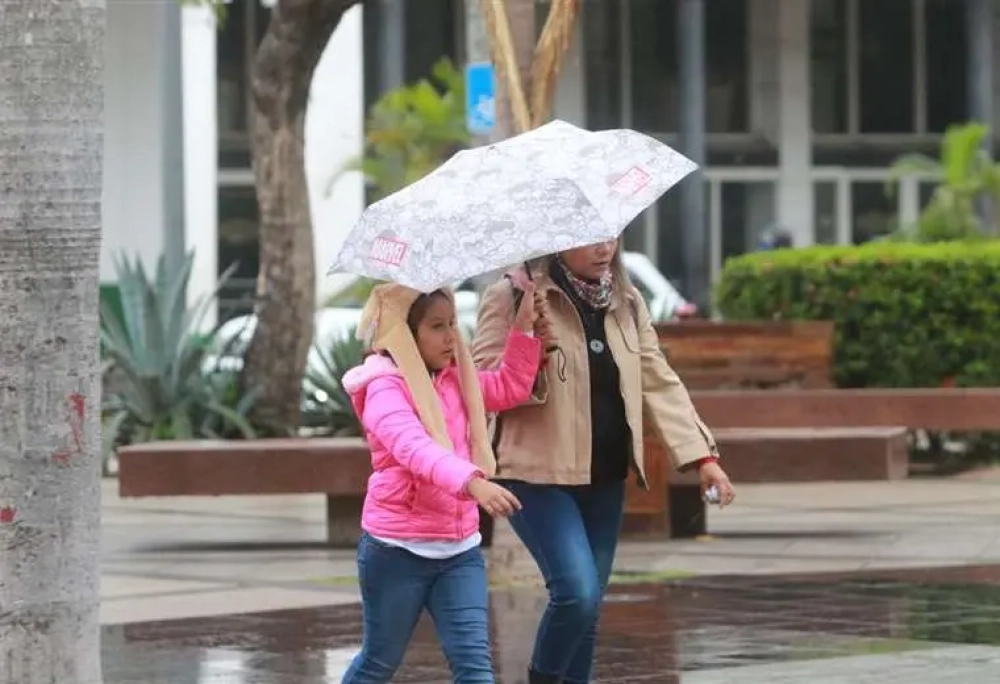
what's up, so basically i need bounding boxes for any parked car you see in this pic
[208,251,694,375]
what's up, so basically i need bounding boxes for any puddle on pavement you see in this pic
[102,565,1000,683]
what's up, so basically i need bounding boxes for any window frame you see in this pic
[813,0,970,143]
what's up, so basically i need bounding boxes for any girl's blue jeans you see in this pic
[342,532,493,683]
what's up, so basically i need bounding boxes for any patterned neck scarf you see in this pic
[555,257,614,310]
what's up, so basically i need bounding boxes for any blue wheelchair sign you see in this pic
[465,62,496,135]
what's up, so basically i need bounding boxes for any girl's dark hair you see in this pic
[406,289,450,334]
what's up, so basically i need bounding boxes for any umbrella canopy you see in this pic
[329,119,696,292]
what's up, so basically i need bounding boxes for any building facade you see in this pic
[566,0,997,293]
[101,0,365,325]
[100,0,997,323]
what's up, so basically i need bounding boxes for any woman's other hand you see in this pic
[698,460,735,508]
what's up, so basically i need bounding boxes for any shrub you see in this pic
[715,242,1000,388]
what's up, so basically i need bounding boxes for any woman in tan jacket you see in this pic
[472,240,735,684]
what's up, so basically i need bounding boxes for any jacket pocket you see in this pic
[412,480,451,516]
[368,472,415,509]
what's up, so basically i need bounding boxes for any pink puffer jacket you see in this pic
[343,330,541,540]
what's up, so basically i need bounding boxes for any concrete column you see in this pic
[678,0,709,308]
[377,0,405,93]
[968,0,995,231]
[181,5,218,328]
[968,0,995,140]
[161,1,185,277]
[776,0,813,247]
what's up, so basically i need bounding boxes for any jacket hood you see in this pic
[342,353,401,419]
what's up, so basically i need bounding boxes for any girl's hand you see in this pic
[467,477,522,518]
[699,461,735,508]
[513,281,538,332]
[533,294,557,350]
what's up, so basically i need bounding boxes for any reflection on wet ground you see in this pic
[103,565,1000,683]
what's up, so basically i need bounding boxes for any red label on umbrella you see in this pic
[609,166,651,196]
[369,237,408,266]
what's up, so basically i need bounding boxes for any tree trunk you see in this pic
[482,0,543,588]
[0,1,105,682]
[244,0,362,432]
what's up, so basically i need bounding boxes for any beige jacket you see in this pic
[471,268,719,487]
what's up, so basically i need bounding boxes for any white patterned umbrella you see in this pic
[328,119,697,292]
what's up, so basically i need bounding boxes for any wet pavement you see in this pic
[103,565,1000,683]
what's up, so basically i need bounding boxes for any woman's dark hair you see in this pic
[406,289,450,335]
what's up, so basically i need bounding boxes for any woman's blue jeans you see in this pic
[500,480,626,684]
[342,533,494,683]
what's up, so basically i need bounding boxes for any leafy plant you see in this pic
[889,122,1000,241]
[301,329,365,436]
[324,277,380,308]
[348,57,471,201]
[100,252,260,461]
[716,242,1000,390]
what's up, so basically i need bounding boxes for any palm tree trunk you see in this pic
[243,0,362,432]
[477,0,545,589]
[476,0,580,589]
[0,1,105,682]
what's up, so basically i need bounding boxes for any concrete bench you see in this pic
[714,427,909,482]
[117,438,371,547]
[662,388,1000,537]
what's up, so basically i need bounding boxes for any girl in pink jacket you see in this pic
[340,282,542,683]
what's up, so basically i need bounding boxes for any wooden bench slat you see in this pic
[713,427,909,483]
[118,438,371,498]
[691,388,1000,431]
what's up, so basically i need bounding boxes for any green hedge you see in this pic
[716,242,1000,388]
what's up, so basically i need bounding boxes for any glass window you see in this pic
[851,181,897,243]
[705,0,748,133]
[218,185,261,320]
[405,0,458,83]
[720,182,776,261]
[621,214,647,253]
[919,180,937,209]
[655,181,711,293]
[629,0,678,131]
[925,0,968,132]
[656,185,687,288]
[810,0,848,134]
[217,0,248,137]
[583,0,623,130]
[858,0,914,133]
[629,0,748,133]
[217,1,272,147]
[814,181,839,244]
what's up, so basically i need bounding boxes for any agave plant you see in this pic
[101,252,258,462]
[301,329,365,437]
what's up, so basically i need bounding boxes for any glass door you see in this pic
[705,168,779,282]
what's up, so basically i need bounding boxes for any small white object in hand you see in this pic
[703,485,721,504]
